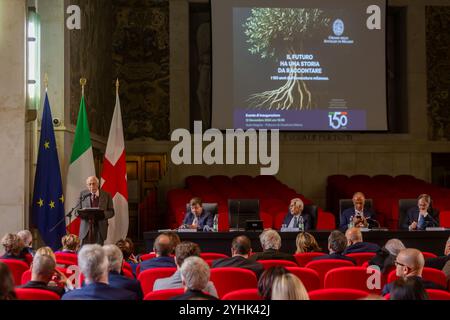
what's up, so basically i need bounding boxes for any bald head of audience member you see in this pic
[231,235,252,258]
[153,234,172,258]
[395,248,425,278]
[31,254,56,284]
[345,227,363,246]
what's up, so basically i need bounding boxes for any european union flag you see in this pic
[32,93,66,250]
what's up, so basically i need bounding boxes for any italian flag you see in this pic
[65,95,95,235]
[101,88,129,244]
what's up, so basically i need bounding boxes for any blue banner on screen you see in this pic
[234,109,366,130]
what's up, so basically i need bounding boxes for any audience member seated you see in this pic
[139,234,176,272]
[339,192,377,231]
[162,231,181,255]
[17,230,35,257]
[0,233,27,262]
[382,248,446,296]
[249,229,296,263]
[212,235,264,278]
[170,256,218,300]
[257,266,289,300]
[55,234,80,254]
[369,239,405,273]
[19,254,67,297]
[62,244,136,300]
[0,261,16,300]
[425,235,450,270]
[312,230,356,264]
[103,244,143,300]
[153,241,218,297]
[295,232,322,253]
[116,238,139,274]
[343,227,380,254]
[35,246,56,262]
[271,272,309,300]
[180,197,214,231]
[281,198,313,231]
[443,260,450,281]
[389,277,429,300]
[401,194,439,230]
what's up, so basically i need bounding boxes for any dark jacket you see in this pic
[382,275,446,296]
[139,256,176,272]
[425,255,450,270]
[401,207,439,230]
[62,282,137,300]
[340,208,377,231]
[368,248,397,273]
[248,249,296,263]
[343,242,381,254]
[282,212,313,231]
[19,281,65,297]
[212,256,264,278]
[108,271,143,300]
[311,253,356,265]
[170,289,218,300]
[182,209,214,231]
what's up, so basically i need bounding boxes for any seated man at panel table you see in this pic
[343,227,380,254]
[281,198,313,231]
[180,197,214,231]
[425,236,450,270]
[401,194,440,231]
[248,229,296,263]
[212,235,264,278]
[153,241,218,297]
[339,192,377,232]
[381,248,446,296]
[311,230,356,264]
[139,233,176,272]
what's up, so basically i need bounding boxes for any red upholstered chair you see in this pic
[316,210,336,230]
[285,267,321,291]
[200,253,228,260]
[421,252,437,259]
[55,252,78,265]
[258,260,298,270]
[138,267,177,296]
[122,261,134,279]
[55,258,77,268]
[305,259,355,288]
[324,266,383,295]
[222,288,263,300]
[24,254,33,266]
[15,288,60,300]
[144,288,185,300]
[210,268,258,298]
[294,253,326,267]
[308,288,369,300]
[387,268,448,289]
[426,289,450,300]
[346,253,376,266]
[140,252,157,262]
[0,259,29,285]
[440,210,450,228]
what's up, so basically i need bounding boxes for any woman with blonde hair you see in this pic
[35,246,56,262]
[271,273,309,300]
[295,232,321,253]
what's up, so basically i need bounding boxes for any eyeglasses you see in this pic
[394,261,407,267]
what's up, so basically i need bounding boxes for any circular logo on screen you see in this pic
[333,19,345,36]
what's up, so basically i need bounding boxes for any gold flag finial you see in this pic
[80,78,87,96]
[44,73,49,91]
[116,78,119,95]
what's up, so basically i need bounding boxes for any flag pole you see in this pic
[80,77,87,97]
[116,78,119,95]
[44,73,48,92]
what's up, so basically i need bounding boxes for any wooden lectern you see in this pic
[77,208,105,244]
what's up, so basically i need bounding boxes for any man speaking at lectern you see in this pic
[78,176,115,245]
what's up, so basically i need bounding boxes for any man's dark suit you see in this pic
[78,189,114,245]
[340,207,377,231]
[62,282,137,300]
[108,271,143,300]
[182,209,214,231]
[212,256,264,278]
[425,254,450,270]
[19,281,65,297]
[401,207,439,230]
[139,256,176,272]
[282,212,313,231]
[343,242,381,254]
[170,289,218,300]
[248,249,296,263]
[381,275,446,296]
[311,253,356,265]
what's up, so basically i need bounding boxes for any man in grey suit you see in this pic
[78,176,114,246]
